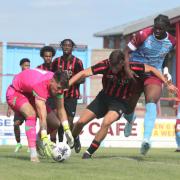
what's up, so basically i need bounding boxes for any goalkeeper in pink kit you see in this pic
[6,68,74,162]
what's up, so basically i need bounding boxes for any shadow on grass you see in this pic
[94,154,146,162]
[0,153,29,161]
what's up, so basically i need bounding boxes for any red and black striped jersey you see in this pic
[52,55,84,98]
[37,63,53,71]
[91,59,145,99]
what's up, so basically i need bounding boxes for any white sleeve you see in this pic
[163,67,172,81]
[127,42,137,51]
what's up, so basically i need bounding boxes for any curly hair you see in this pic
[40,46,56,57]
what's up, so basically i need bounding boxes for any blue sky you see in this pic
[0,0,180,48]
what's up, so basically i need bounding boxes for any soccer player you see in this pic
[123,14,176,155]
[6,69,74,162]
[37,46,56,71]
[37,45,57,143]
[68,50,177,159]
[6,58,30,153]
[52,39,84,153]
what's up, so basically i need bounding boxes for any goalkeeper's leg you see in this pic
[25,116,39,162]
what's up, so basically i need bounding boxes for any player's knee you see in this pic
[101,120,111,129]
[76,120,85,128]
[145,98,157,104]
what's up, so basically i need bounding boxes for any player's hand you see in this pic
[125,68,139,82]
[65,129,74,148]
[41,134,55,158]
[166,82,179,95]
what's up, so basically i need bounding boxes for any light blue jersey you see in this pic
[128,27,175,71]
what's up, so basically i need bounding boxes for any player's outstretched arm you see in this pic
[56,96,74,148]
[69,67,93,87]
[35,98,54,157]
[144,64,178,95]
[35,98,47,130]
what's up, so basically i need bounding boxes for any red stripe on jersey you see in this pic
[62,59,65,70]
[122,85,128,99]
[93,66,107,73]
[78,60,83,69]
[109,77,117,96]
[131,66,144,71]
[75,89,78,98]
[57,57,61,70]
[115,83,123,97]
[71,57,76,97]
[72,57,76,71]
[67,60,70,71]
[103,69,111,94]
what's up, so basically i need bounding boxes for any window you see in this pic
[108,37,115,49]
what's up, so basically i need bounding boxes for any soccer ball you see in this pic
[52,142,71,162]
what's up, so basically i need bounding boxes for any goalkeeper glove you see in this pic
[41,130,55,158]
[65,129,74,148]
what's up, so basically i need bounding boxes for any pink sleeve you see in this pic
[128,27,153,51]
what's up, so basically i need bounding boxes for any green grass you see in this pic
[0,146,180,180]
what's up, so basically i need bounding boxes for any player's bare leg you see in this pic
[82,111,119,159]
[72,109,96,139]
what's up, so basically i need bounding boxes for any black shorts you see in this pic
[64,98,77,118]
[87,91,129,119]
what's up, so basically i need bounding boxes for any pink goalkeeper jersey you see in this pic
[12,68,54,100]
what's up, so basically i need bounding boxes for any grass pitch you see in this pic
[0,146,180,180]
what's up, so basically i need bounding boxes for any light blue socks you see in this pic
[143,103,157,141]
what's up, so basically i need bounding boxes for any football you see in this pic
[52,142,71,162]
